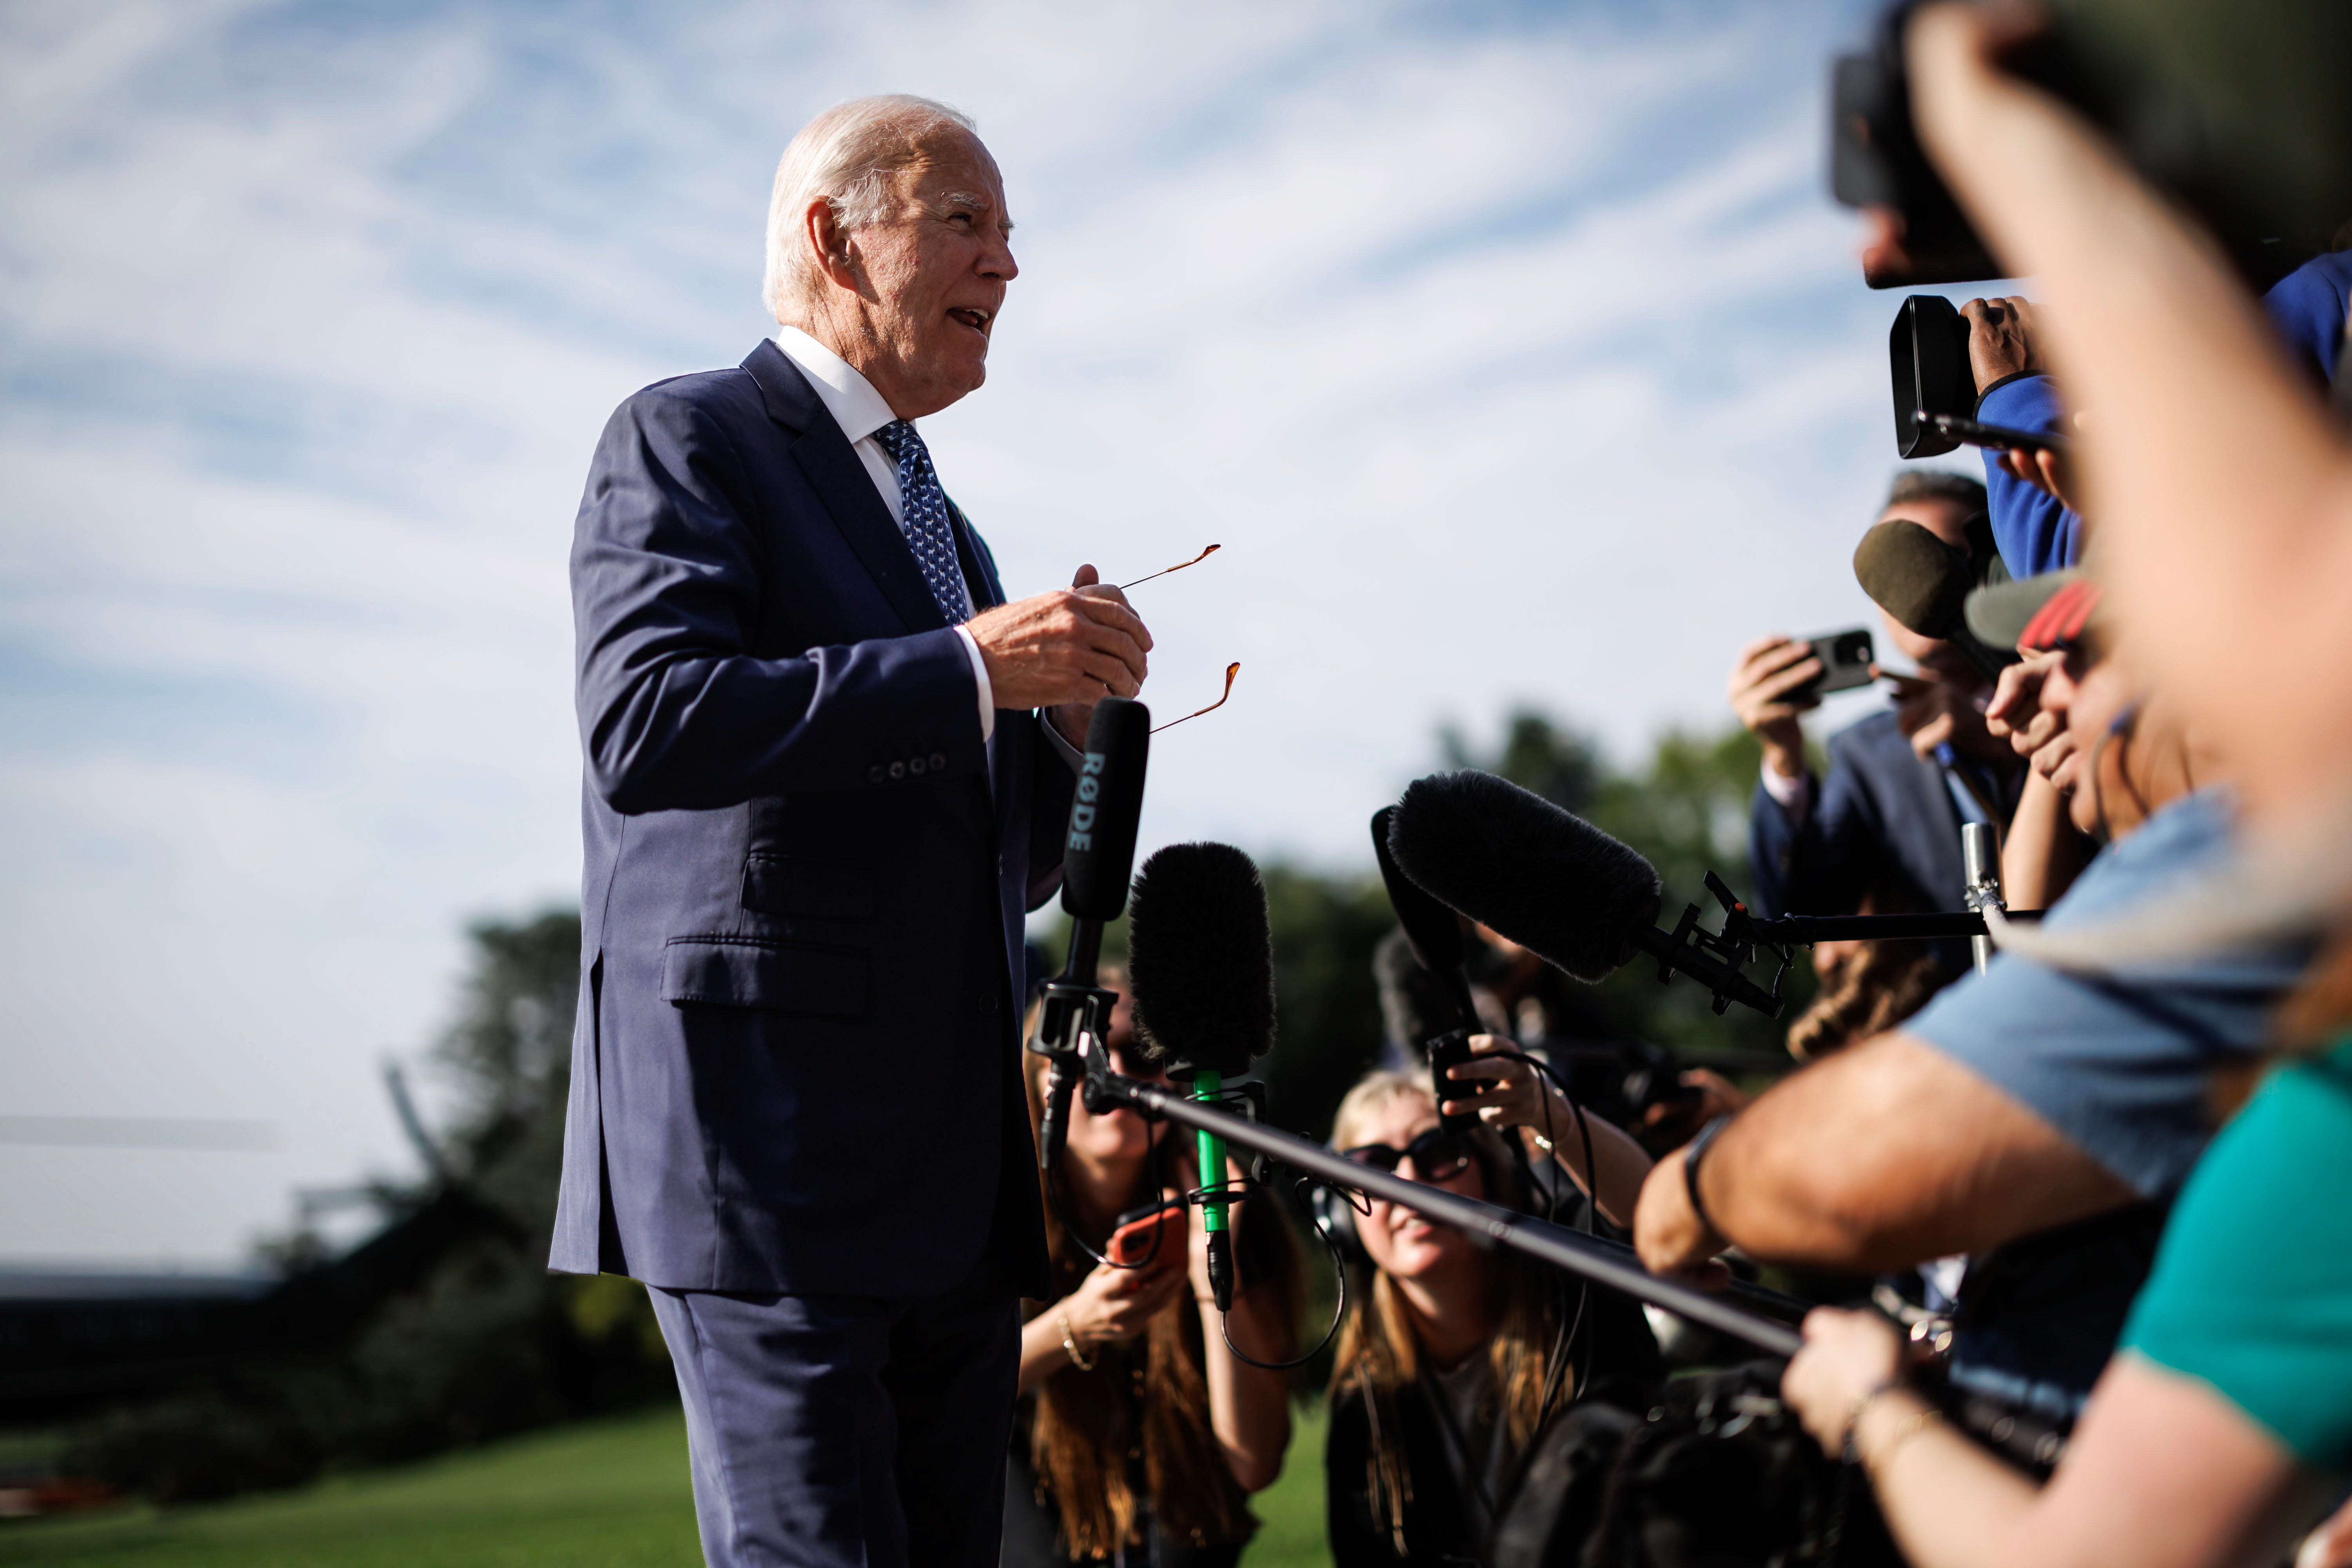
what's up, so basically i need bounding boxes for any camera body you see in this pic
[1832,0,2352,292]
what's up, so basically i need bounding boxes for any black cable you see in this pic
[1213,1174,1348,1372]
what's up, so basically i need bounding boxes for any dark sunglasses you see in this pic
[1342,1127,1472,1182]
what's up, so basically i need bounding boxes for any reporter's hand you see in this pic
[1781,1308,1908,1454]
[1061,1254,1186,1351]
[1632,1150,1733,1289]
[1437,1034,1560,1134]
[1998,442,2080,512]
[1728,635,1820,781]
[1962,294,2047,396]
[1638,1069,1751,1144]
[1878,669,2004,763]
[965,563,1151,729]
[1985,648,2067,757]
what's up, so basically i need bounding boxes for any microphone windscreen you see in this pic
[1060,698,1151,922]
[1370,806,1465,977]
[1387,771,1662,983]
[1853,518,1971,639]
[1126,842,1277,1080]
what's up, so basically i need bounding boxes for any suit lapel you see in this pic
[740,340,947,635]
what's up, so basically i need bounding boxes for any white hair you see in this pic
[761,94,979,320]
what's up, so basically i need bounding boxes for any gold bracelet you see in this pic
[1866,1404,1946,1475]
[1839,1379,1898,1463]
[1057,1310,1095,1372]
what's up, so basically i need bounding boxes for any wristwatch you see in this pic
[1682,1113,1733,1240]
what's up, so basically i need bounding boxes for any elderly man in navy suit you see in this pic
[550,95,1152,1568]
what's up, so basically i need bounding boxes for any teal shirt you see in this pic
[2122,1042,2352,1471]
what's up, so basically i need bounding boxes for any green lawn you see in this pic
[0,1402,1332,1567]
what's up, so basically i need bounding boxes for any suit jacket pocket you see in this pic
[659,936,868,1017]
[740,853,878,919]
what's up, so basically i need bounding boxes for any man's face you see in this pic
[845,131,1016,418]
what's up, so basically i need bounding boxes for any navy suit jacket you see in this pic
[1749,709,1969,922]
[550,340,1067,1300]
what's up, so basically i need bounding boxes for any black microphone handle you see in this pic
[1625,924,1784,1018]
[1036,916,1106,1171]
[1039,1057,1079,1171]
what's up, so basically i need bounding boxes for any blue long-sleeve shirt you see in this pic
[1977,250,2352,578]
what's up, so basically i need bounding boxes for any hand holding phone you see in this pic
[1107,1199,1186,1269]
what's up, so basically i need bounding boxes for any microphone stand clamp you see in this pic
[1650,871,1795,1016]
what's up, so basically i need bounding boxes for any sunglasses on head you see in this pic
[1342,1126,1472,1182]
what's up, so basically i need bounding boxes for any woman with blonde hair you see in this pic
[1323,1042,1662,1566]
[1003,970,1300,1567]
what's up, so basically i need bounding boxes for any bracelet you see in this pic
[1682,1114,1732,1240]
[1865,1405,1947,1475]
[1529,1129,1556,1154]
[1057,1310,1095,1372]
[1838,1379,1898,1465]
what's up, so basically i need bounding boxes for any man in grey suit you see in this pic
[552,95,1153,1567]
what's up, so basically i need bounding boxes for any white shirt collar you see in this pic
[770,323,899,446]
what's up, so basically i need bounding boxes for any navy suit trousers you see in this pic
[650,1256,1020,1568]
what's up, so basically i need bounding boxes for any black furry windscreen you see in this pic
[1125,841,1277,1080]
[1387,770,1663,984]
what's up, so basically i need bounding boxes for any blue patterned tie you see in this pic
[873,420,972,624]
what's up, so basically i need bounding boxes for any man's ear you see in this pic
[804,199,860,292]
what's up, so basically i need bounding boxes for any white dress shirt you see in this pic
[771,325,997,740]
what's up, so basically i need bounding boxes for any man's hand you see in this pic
[1782,1308,1910,1454]
[1998,441,2081,512]
[1879,669,2005,763]
[1962,294,2046,396]
[1728,635,1820,782]
[964,564,1150,737]
[1984,648,2067,758]
[1632,1149,1733,1288]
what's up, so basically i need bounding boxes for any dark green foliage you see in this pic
[66,910,674,1504]
[1442,710,1604,813]
[1251,867,1396,1142]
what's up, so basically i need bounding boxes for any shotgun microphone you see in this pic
[1034,699,1150,1172]
[1387,771,1784,1018]
[1126,842,1276,1312]
[1370,806,1478,1030]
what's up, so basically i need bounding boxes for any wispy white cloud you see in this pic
[0,0,1964,1263]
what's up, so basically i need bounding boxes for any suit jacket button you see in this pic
[909,755,927,776]
[931,751,948,771]
[889,760,906,780]
[868,765,885,784]
[977,990,999,1016]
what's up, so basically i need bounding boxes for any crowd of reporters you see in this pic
[1011,5,2352,1564]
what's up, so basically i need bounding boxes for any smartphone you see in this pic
[1426,1028,1484,1136]
[1922,410,2069,455]
[1107,1199,1185,1267]
[1795,628,1877,701]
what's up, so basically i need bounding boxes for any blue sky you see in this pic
[0,0,1994,1265]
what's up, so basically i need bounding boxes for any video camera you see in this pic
[1832,0,2352,293]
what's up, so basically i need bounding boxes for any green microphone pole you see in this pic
[1192,1070,1232,1311]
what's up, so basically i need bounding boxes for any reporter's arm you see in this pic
[2001,767,2095,910]
[1908,4,2352,817]
[1784,1312,2322,1568]
[1444,1037,1654,1228]
[1633,1032,2133,1274]
[1187,1161,1291,1493]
